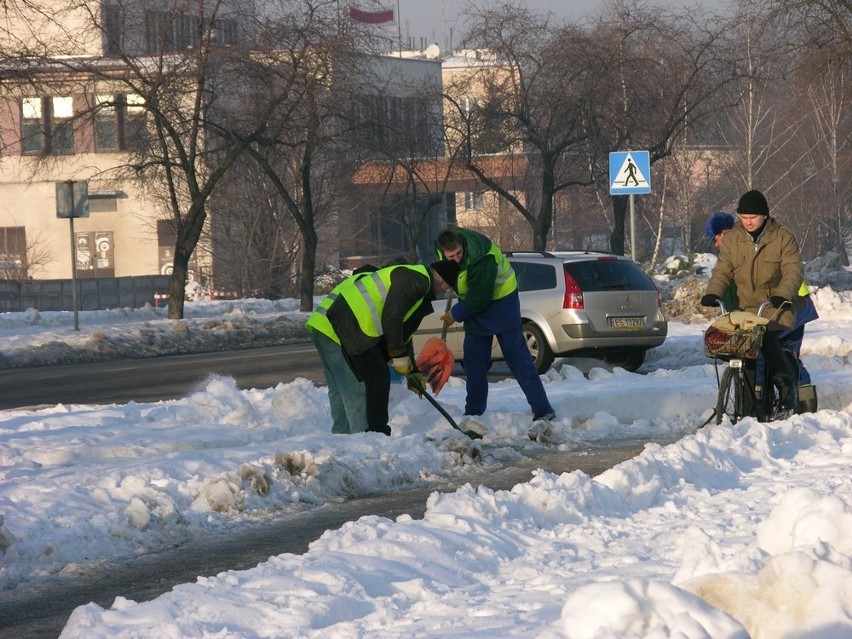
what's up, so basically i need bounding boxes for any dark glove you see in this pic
[700,294,721,307]
[770,296,789,308]
[406,372,426,398]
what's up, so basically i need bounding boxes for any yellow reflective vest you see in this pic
[336,264,429,337]
[455,243,516,302]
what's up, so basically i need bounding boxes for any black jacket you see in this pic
[327,266,436,358]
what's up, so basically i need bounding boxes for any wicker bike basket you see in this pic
[703,320,766,359]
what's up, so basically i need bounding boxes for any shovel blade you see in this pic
[416,337,455,395]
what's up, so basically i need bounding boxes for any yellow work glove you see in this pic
[440,313,454,328]
[392,356,414,376]
[406,372,426,398]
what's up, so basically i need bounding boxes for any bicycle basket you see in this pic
[704,324,765,358]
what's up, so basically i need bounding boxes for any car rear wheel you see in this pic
[603,348,645,372]
[522,322,555,374]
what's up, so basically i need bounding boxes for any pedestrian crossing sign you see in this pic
[609,151,651,195]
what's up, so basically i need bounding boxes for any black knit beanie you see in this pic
[430,260,459,288]
[736,190,769,216]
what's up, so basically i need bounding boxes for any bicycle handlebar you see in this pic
[711,299,791,320]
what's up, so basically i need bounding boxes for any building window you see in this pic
[95,93,146,152]
[51,97,75,153]
[0,227,27,279]
[21,97,45,154]
[157,218,176,276]
[210,17,238,44]
[464,191,484,210]
[103,3,123,55]
[20,96,76,155]
[352,94,434,157]
[145,10,238,53]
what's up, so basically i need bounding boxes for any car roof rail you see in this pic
[503,250,557,258]
[504,249,621,258]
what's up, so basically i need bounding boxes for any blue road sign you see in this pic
[609,151,651,195]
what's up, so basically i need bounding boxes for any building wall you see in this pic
[0,0,104,57]
[0,0,242,284]
[0,82,166,280]
[0,155,163,280]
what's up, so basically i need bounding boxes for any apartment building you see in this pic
[0,1,441,292]
[0,0,251,282]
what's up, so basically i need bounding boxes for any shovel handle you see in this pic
[440,291,454,341]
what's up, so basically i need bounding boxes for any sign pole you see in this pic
[56,179,89,332]
[69,213,79,331]
[629,194,636,261]
[609,151,651,259]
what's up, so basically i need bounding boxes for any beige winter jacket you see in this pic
[706,217,803,328]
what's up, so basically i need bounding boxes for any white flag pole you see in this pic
[397,0,402,55]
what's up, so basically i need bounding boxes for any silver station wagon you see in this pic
[413,251,668,373]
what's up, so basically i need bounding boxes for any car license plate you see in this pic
[608,316,644,329]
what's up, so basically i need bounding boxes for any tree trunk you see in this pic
[300,228,318,312]
[610,196,628,255]
[532,203,552,250]
[532,167,555,251]
[167,249,190,319]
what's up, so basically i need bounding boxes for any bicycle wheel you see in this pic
[715,366,744,424]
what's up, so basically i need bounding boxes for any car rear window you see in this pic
[564,260,656,292]
[511,261,557,292]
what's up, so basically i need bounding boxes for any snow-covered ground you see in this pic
[0,253,851,638]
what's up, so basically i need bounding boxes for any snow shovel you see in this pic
[415,294,455,395]
[405,373,484,440]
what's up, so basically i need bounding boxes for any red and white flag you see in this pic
[349,5,394,25]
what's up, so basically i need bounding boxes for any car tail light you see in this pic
[563,270,584,309]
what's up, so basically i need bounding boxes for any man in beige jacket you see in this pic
[701,189,804,410]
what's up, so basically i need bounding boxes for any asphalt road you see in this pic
[0,344,324,410]
[0,344,610,411]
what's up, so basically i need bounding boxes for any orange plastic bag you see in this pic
[415,337,454,395]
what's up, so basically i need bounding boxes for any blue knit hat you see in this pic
[705,211,735,241]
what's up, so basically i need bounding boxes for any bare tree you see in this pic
[208,157,303,298]
[241,8,353,312]
[45,0,287,318]
[348,70,457,263]
[801,57,851,264]
[710,0,850,263]
[453,5,598,250]
[12,0,355,318]
[766,0,851,263]
[585,0,742,256]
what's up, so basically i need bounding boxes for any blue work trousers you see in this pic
[462,325,552,417]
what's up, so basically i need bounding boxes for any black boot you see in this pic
[775,376,797,411]
[368,424,391,436]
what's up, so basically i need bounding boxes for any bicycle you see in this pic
[703,300,804,426]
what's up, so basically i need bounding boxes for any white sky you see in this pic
[391,0,726,51]
[1,253,851,637]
